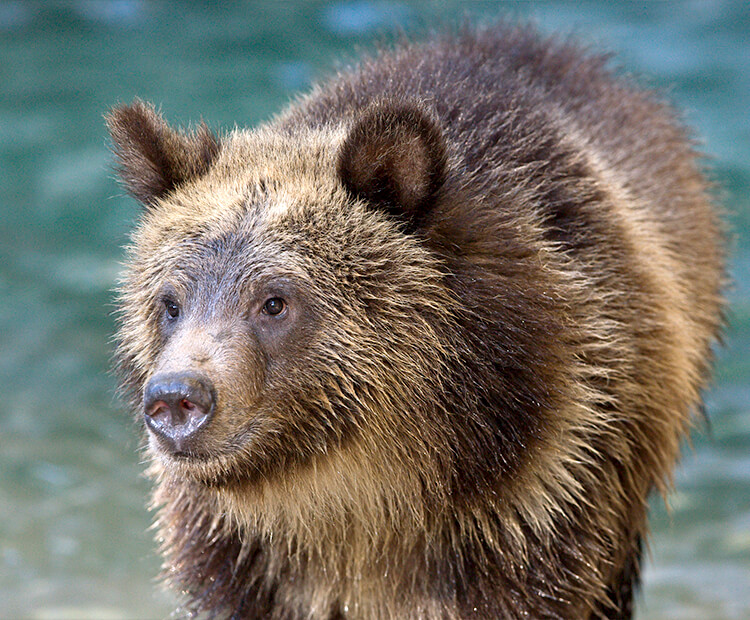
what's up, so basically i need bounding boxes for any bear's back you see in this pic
[282,24,724,367]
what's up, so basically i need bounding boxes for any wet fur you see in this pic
[108,24,725,619]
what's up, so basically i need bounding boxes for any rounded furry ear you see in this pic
[106,99,220,207]
[338,101,447,229]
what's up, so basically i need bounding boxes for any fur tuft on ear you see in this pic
[338,100,447,229]
[106,99,220,207]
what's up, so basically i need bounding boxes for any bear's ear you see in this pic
[106,99,220,207]
[337,100,447,230]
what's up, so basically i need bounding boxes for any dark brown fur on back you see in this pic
[109,24,725,619]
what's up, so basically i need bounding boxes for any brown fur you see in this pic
[108,24,725,619]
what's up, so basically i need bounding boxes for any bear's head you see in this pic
[107,100,471,507]
[108,99,574,537]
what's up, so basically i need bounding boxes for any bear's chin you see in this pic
[152,450,250,489]
[147,432,288,490]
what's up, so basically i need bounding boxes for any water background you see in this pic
[1,2,748,618]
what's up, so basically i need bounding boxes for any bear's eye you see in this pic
[163,299,180,320]
[262,297,286,316]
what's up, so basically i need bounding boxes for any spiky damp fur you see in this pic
[107,24,725,619]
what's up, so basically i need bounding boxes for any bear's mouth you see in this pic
[169,448,211,460]
[146,424,271,488]
[147,431,215,463]
[149,441,239,485]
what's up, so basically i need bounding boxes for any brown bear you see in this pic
[107,24,725,619]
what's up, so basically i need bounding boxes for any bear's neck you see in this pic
[152,472,447,616]
[154,476,499,618]
[151,466,614,619]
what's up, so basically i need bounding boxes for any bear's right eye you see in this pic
[262,297,286,316]
[163,299,180,320]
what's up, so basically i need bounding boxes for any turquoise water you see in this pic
[1,2,748,618]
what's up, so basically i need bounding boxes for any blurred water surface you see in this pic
[1,1,748,618]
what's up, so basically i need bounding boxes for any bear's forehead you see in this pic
[146,129,345,229]
[135,195,332,278]
[133,190,391,286]
[134,126,350,241]
[129,125,432,287]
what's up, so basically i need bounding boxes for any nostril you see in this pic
[147,400,171,418]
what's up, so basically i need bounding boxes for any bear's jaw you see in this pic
[145,436,262,489]
[151,428,436,529]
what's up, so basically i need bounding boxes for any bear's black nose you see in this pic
[143,372,216,454]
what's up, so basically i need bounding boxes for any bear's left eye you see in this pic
[163,299,180,319]
[262,297,286,316]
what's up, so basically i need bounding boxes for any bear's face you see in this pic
[109,101,455,490]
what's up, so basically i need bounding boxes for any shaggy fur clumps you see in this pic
[108,24,725,619]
